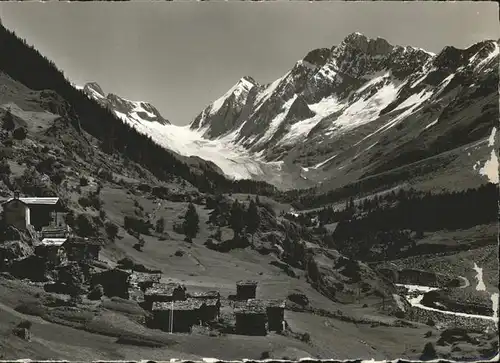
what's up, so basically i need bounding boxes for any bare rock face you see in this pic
[305,248,395,303]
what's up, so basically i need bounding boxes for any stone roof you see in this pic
[187,290,221,299]
[236,280,258,287]
[129,272,162,285]
[266,299,286,309]
[201,298,220,307]
[145,282,185,297]
[152,298,203,311]
[234,299,267,315]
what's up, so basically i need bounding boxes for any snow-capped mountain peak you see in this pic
[79,82,170,126]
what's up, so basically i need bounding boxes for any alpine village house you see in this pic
[1,191,103,264]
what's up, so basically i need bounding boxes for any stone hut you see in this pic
[1,193,65,231]
[266,299,286,332]
[90,268,131,299]
[186,291,221,323]
[199,298,221,323]
[236,280,258,300]
[64,237,104,261]
[150,299,203,333]
[234,299,268,336]
[144,282,187,311]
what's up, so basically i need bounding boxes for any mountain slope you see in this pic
[0,22,279,197]
[74,32,497,197]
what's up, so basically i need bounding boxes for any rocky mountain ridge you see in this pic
[80,82,171,126]
[80,33,498,193]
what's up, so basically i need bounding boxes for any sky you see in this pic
[0,2,498,126]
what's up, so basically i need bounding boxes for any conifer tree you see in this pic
[246,199,260,243]
[229,199,245,239]
[155,217,165,234]
[182,203,199,242]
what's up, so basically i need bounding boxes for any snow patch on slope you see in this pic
[479,149,499,184]
[325,81,402,136]
[488,127,497,147]
[256,95,297,145]
[279,96,343,145]
[473,263,487,291]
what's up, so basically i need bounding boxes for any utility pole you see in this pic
[170,300,174,334]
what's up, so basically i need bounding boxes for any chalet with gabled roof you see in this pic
[1,191,66,231]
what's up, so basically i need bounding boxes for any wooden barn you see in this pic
[90,268,131,299]
[150,299,203,333]
[64,237,104,261]
[34,237,68,266]
[198,298,221,323]
[144,283,187,311]
[234,299,267,336]
[236,280,258,300]
[266,299,286,332]
[1,192,66,231]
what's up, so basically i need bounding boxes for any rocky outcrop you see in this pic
[305,248,396,303]
[378,267,462,288]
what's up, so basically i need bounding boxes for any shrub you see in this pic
[50,170,65,185]
[260,351,271,359]
[79,176,89,186]
[12,127,27,140]
[300,332,311,343]
[78,193,102,210]
[105,221,118,241]
[0,159,11,176]
[17,320,32,330]
[124,215,152,235]
[65,210,75,227]
[75,214,98,237]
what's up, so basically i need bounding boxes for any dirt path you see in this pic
[458,275,470,288]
